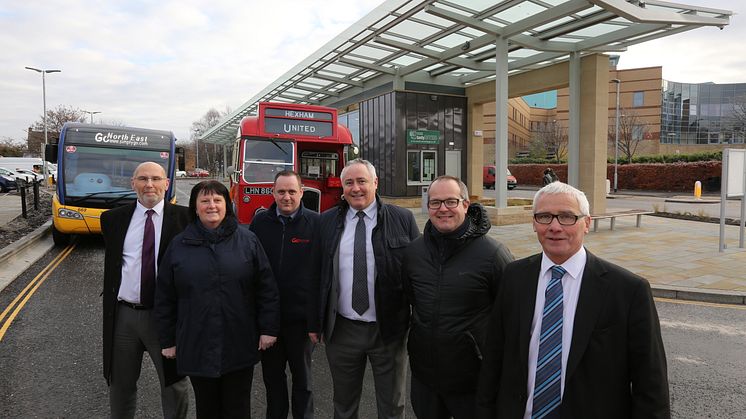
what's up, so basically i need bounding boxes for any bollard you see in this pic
[694,180,702,199]
[19,179,28,218]
[33,180,40,210]
[421,186,429,214]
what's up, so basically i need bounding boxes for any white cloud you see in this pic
[617,0,745,84]
[1,0,381,142]
[2,0,744,143]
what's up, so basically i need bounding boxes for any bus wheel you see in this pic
[52,225,70,247]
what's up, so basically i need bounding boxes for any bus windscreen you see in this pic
[62,145,170,204]
[243,139,294,183]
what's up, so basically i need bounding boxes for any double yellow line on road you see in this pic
[0,243,76,342]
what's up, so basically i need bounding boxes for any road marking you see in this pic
[659,319,746,337]
[655,297,746,310]
[0,243,76,342]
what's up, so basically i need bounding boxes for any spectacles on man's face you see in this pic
[428,198,464,210]
[135,176,166,183]
[533,212,584,226]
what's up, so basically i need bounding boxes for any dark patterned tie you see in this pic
[280,215,292,225]
[140,209,156,307]
[532,265,566,419]
[351,211,369,315]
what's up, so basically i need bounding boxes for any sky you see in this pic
[1,0,743,144]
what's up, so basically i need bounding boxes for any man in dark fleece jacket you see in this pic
[250,170,320,419]
[402,175,514,419]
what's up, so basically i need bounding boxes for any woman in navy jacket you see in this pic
[155,180,280,418]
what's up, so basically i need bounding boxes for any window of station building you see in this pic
[633,91,644,107]
[407,150,437,185]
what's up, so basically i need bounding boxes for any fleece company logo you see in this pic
[94,132,150,147]
[291,237,311,244]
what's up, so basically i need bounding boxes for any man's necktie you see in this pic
[280,215,291,225]
[351,211,369,315]
[532,265,566,419]
[140,209,156,308]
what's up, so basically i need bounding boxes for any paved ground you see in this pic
[408,201,746,302]
[0,194,21,225]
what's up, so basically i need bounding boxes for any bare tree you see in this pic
[0,137,27,157]
[32,105,86,132]
[189,107,232,173]
[729,94,746,143]
[608,109,650,162]
[530,120,567,162]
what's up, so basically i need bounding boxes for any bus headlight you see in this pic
[58,208,84,220]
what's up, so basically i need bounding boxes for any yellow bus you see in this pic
[46,123,178,246]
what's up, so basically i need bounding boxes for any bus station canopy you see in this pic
[200,0,731,145]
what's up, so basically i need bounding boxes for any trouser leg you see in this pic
[190,376,221,419]
[140,310,189,419]
[441,390,476,419]
[109,305,145,419]
[410,374,450,419]
[367,327,407,419]
[325,317,369,419]
[220,366,254,419]
[284,323,314,419]
[262,335,290,419]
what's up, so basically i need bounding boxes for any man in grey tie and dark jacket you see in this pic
[311,158,420,419]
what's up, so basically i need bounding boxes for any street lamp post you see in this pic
[82,110,101,124]
[612,78,621,193]
[25,66,62,183]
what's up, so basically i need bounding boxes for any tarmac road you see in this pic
[0,236,415,418]
[1,236,745,417]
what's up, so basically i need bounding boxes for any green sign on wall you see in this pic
[406,129,440,145]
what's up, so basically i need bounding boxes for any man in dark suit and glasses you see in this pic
[101,161,190,418]
[477,181,670,419]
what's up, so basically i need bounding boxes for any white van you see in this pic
[0,157,45,173]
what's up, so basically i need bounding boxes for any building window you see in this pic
[633,91,644,107]
[407,150,437,184]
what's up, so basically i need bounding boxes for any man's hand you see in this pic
[258,335,277,350]
[308,332,320,344]
[162,346,176,359]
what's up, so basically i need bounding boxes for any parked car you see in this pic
[483,165,517,190]
[0,167,37,184]
[0,172,17,192]
[13,168,44,182]
[175,170,187,177]
[188,168,209,177]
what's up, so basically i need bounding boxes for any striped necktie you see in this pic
[532,265,566,419]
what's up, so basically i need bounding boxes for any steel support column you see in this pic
[494,36,509,208]
[568,52,581,187]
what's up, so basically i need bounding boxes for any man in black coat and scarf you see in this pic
[402,175,514,419]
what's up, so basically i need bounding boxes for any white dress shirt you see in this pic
[524,247,587,419]
[337,201,378,322]
[117,200,165,304]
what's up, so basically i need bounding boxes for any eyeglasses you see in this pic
[427,198,464,210]
[533,212,584,226]
[135,176,165,183]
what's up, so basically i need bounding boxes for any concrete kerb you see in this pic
[0,219,52,266]
[652,285,746,305]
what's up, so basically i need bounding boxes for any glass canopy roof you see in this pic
[201,0,730,145]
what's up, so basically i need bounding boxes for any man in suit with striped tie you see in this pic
[476,182,670,419]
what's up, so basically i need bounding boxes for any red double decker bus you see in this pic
[228,102,353,224]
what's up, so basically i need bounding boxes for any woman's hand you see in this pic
[258,335,277,350]
[162,346,176,359]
